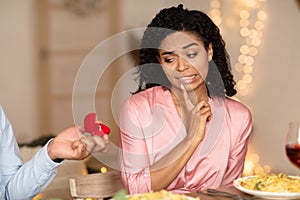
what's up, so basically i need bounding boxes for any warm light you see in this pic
[208,0,223,32]
[245,0,257,8]
[255,21,264,30]
[251,37,261,46]
[238,55,247,64]
[257,10,267,20]
[243,74,253,83]
[243,65,253,74]
[254,165,264,174]
[33,194,43,200]
[240,45,250,54]
[257,31,263,38]
[249,29,258,38]
[208,0,269,179]
[245,56,254,65]
[210,0,221,8]
[239,88,249,96]
[209,0,266,98]
[240,10,250,19]
[240,27,250,37]
[100,167,107,173]
[263,165,272,173]
[249,153,260,163]
[212,16,222,26]
[237,80,247,90]
[235,63,244,72]
[240,19,249,27]
[243,160,254,175]
[245,37,252,46]
[243,153,271,176]
[210,9,221,16]
[249,47,258,56]
[226,17,236,28]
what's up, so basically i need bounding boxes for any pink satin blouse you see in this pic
[119,86,252,194]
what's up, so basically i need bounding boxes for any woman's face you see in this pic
[158,31,213,92]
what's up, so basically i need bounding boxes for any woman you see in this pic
[119,4,252,194]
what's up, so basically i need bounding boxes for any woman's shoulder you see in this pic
[121,86,170,113]
[211,97,251,119]
[225,97,249,109]
[128,86,169,104]
[224,97,252,119]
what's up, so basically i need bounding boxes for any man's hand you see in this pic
[47,127,90,161]
[47,126,110,162]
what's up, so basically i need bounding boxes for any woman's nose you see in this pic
[176,57,189,71]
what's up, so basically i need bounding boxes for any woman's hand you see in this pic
[180,84,212,143]
[80,134,110,153]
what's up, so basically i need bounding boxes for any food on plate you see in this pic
[127,190,198,200]
[238,173,300,192]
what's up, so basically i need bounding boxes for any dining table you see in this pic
[188,185,295,200]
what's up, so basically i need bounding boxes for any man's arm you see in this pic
[0,105,109,199]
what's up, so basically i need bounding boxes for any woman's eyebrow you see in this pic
[161,51,175,55]
[160,42,199,55]
[182,42,198,49]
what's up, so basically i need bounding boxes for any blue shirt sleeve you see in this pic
[0,105,62,200]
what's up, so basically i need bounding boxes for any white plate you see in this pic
[233,176,300,199]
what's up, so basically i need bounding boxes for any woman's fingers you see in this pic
[179,85,212,142]
[80,136,95,153]
[181,84,194,110]
[103,134,110,144]
[80,134,109,153]
[94,136,106,149]
[187,100,211,142]
[193,100,212,121]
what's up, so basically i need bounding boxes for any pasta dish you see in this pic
[127,190,198,200]
[239,173,300,193]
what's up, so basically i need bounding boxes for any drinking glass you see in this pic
[285,122,300,169]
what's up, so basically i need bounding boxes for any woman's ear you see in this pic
[208,43,213,62]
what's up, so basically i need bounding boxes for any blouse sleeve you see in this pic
[222,103,252,185]
[119,97,152,194]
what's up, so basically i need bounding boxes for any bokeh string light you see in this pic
[236,0,267,96]
[243,153,271,176]
[209,0,267,97]
[209,0,270,176]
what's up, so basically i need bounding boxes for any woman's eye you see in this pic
[164,57,175,63]
[187,52,198,58]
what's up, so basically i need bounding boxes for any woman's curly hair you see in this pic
[134,4,236,97]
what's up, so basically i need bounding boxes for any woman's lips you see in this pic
[176,74,197,84]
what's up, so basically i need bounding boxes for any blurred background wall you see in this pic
[0,0,39,141]
[1,0,300,177]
